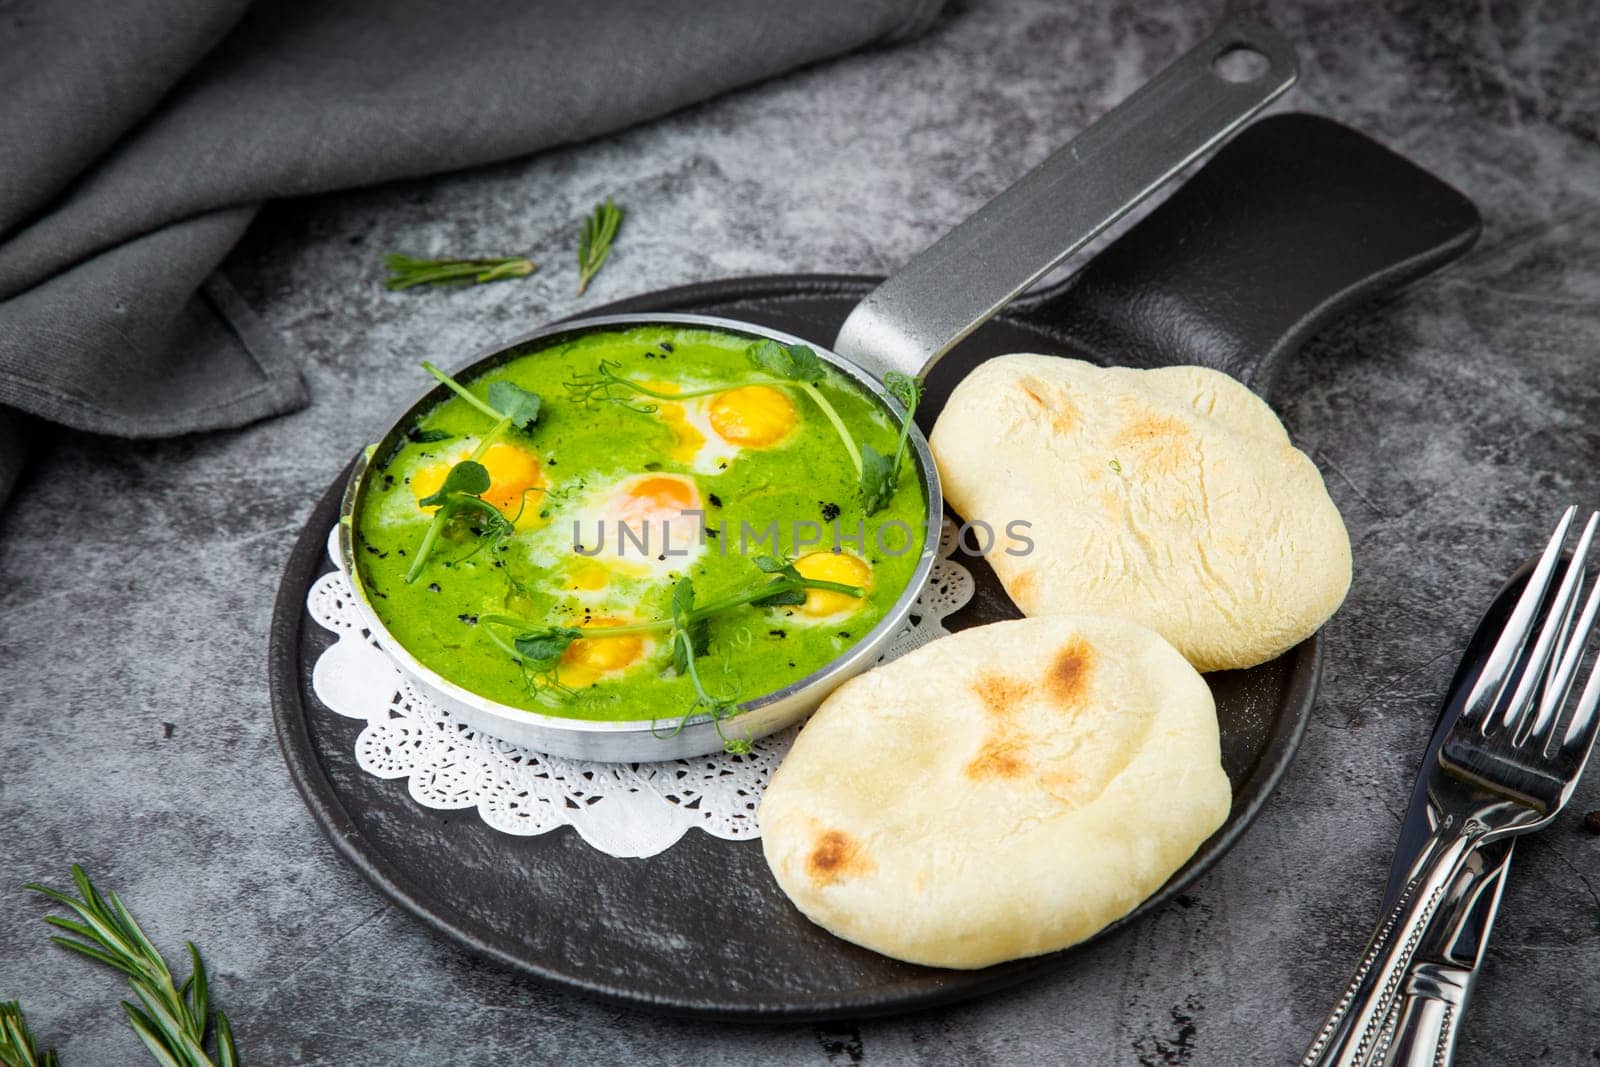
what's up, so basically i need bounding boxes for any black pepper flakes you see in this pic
[708,493,723,508]
[769,629,787,639]
[457,613,479,625]
[427,583,442,593]
[820,501,841,522]
[661,341,675,352]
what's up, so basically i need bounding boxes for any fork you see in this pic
[1303,506,1600,1066]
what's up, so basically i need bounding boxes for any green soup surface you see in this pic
[352,325,928,731]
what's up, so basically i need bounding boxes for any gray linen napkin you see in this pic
[0,0,944,509]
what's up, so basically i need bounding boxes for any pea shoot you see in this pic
[478,555,864,751]
[403,363,544,583]
[565,339,921,515]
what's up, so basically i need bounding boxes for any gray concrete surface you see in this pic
[3,1,1598,1063]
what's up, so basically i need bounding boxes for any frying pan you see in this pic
[338,18,1320,760]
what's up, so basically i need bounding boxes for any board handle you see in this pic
[1033,113,1481,394]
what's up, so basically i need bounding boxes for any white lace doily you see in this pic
[307,522,973,858]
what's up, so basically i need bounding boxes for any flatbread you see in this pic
[929,355,1351,671]
[760,614,1229,969]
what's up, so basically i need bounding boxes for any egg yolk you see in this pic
[709,386,796,447]
[615,475,699,523]
[643,381,708,464]
[569,562,610,591]
[557,617,647,686]
[412,443,546,527]
[794,551,873,617]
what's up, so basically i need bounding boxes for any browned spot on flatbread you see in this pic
[971,670,1031,716]
[965,736,1029,780]
[1113,411,1192,474]
[1007,567,1037,606]
[1017,376,1076,433]
[1044,636,1096,708]
[807,829,871,887]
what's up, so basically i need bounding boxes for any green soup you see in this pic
[351,325,928,730]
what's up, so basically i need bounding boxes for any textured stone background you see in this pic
[3,1,1598,1063]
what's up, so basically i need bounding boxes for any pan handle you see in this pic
[1031,113,1482,394]
[833,16,1298,382]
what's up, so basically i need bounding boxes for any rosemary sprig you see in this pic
[383,253,536,290]
[0,1001,60,1067]
[576,199,623,295]
[24,866,238,1067]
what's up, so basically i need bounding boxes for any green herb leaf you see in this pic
[513,627,582,666]
[384,252,536,290]
[26,867,236,1067]
[576,198,623,295]
[859,443,897,515]
[486,381,542,431]
[0,1001,61,1067]
[883,371,921,413]
[746,339,826,383]
[751,586,807,607]
[418,460,490,509]
[860,373,923,515]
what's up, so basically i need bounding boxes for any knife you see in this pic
[1378,840,1511,1064]
[1347,561,1534,1064]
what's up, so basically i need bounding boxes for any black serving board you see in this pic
[270,115,1479,1020]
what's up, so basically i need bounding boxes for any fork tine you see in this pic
[1462,505,1576,728]
[1504,510,1599,740]
[1530,559,1600,748]
[1558,649,1600,773]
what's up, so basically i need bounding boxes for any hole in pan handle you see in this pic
[832,16,1298,383]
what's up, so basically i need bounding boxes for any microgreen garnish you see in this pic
[668,576,747,750]
[383,253,536,290]
[576,199,623,295]
[745,340,863,478]
[480,556,863,751]
[25,866,239,1067]
[0,1001,59,1067]
[404,363,545,583]
[564,359,731,413]
[859,371,923,515]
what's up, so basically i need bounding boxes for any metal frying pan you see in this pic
[339,17,1307,760]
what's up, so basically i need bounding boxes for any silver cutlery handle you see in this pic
[1302,823,1486,1067]
[832,16,1298,381]
[1383,962,1472,1067]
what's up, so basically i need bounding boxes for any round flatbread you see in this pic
[929,354,1351,672]
[759,614,1230,969]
